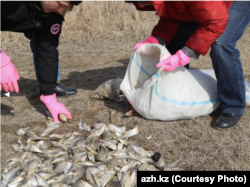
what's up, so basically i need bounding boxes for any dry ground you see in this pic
[1,2,250,172]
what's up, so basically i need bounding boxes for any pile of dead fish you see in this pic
[2,119,184,187]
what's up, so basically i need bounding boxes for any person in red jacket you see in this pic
[127,1,250,129]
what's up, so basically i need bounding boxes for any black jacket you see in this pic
[1,1,64,95]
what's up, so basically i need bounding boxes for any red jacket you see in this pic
[134,1,233,56]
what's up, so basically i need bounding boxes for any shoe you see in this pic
[215,113,242,130]
[54,83,77,97]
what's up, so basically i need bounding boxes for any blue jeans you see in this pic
[24,32,61,83]
[210,1,250,115]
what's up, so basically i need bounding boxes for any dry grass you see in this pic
[1,2,158,49]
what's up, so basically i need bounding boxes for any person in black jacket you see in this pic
[1,1,82,122]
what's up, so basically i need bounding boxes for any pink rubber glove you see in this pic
[134,36,159,49]
[156,50,190,71]
[40,93,72,122]
[0,49,20,92]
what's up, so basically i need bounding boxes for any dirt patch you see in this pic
[1,26,250,172]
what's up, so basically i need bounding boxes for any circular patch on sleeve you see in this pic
[50,23,61,35]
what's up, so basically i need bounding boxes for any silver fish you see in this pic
[51,182,69,187]
[2,165,22,187]
[25,159,40,180]
[119,126,139,139]
[79,119,91,132]
[120,161,140,173]
[95,146,107,162]
[51,161,68,174]
[59,113,68,123]
[26,173,39,187]
[120,169,137,187]
[16,127,30,136]
[39,122,61,137]
[88,152,96,163]
[87,125,106,139]
[74,180,94,187]
[130,144,153,157]
[71,165,87,185]
[100,140,117,151]
[138,164,157,171]
[33,172,50,187]
[107,123,125,134]
[96,170,116,187]
[64,161,74,175]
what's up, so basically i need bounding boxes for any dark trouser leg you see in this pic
[165,21,200,69]
[24,32,61,83]
[210,1,250,115]
[209,1,250,129]
[24,32,77,96]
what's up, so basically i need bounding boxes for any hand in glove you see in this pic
[156,50,190,71]
[0,50,20,92]
[40,93,72,122]
[134,36,159,50]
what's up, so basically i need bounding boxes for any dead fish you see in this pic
[107,123,125,134]
[74,155,88,162]
[100,140,117,151]
[38,172,57,180]
[16,127,30,136]
[117,143,124,151]
[50,182,69,187]
[36,139,53,150]
[120,161,140,173]
[119,126,139,139]
[74,180,94,187]
[106,181,122,187]
[11,143,22,152]
[95,146,107,162]
[138,164,157,171]
[130,144,153,157]
[108,151,127,157]
[85,167,101,186]
[87,125,106,139]
[59,113,68,123]
[90,171,101,187]
[33,172,50,187]
[50,161,68,174]
[64,161,74,175]
[96,170,116,187]
[47,173,67,184]
[2,165,22,187]
[79,119,91,132]
[25,173,39,187]
[71,165,87,185]
[49,132,73,139]
[110,158,128,168]
[86,145,99,155]
[25,159,40,180]
[79,161,95,167]
[90,122,106,129]
[88,152,96,163]
[51,156,67,165]
[25,130,39,138]
[101,130,111,139]
[116,153,152,164]
[40,122,61,137]
[120,169,137,187]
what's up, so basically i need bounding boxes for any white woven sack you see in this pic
[120,44,250,121]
